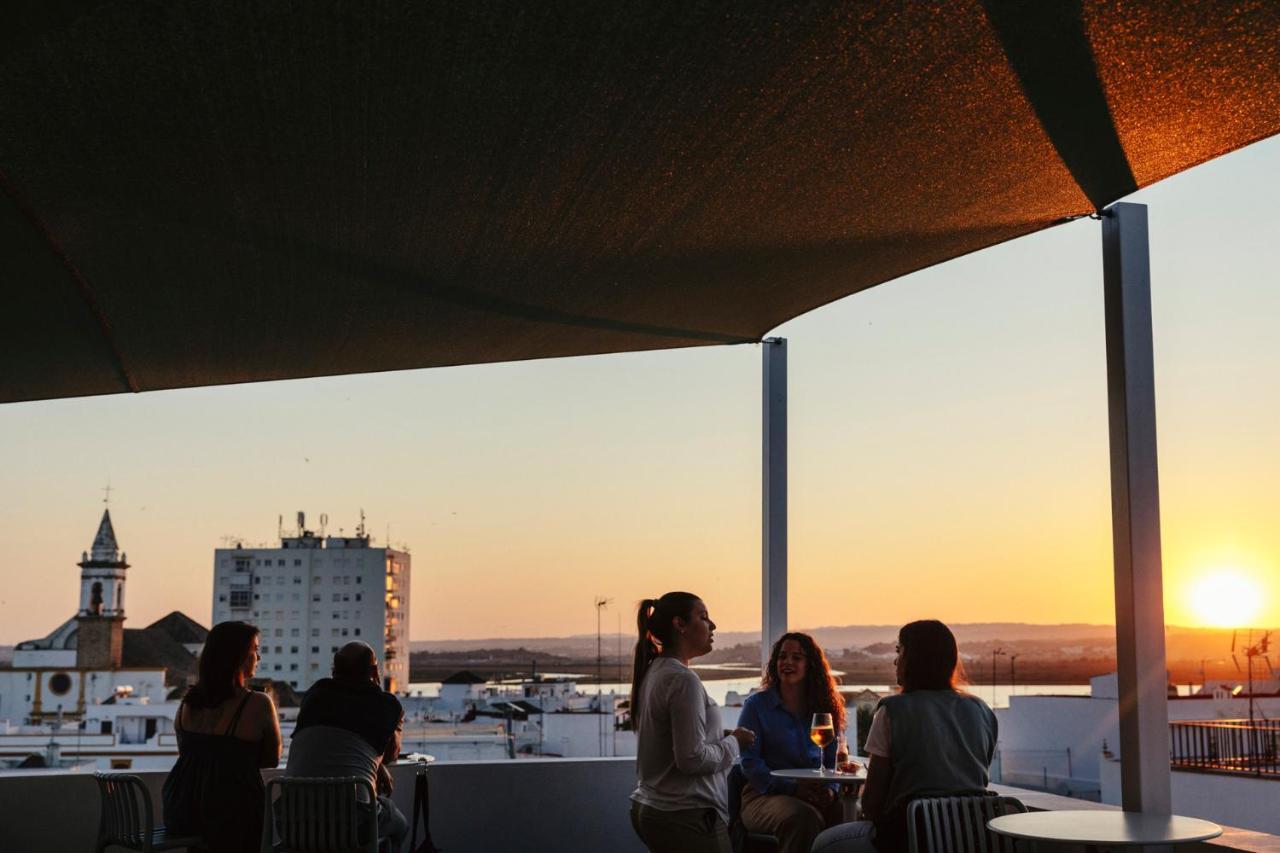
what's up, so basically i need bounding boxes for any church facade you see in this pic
[0,510,206,725]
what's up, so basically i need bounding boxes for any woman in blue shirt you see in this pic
[738,632,847,853]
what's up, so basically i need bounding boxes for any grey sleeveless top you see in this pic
[878,690,997,817]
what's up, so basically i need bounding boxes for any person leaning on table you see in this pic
[629,591,756,853]
[811,620,997,853]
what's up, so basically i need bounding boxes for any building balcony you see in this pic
[2,759,1278,853]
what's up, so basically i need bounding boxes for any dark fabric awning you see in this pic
[3,2,1278,403]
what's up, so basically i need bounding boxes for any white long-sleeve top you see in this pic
[630,656,739,824]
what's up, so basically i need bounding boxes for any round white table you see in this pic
[770,766,867,785]
[988,811,1222,850]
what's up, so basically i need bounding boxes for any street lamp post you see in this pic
[991,648,1006,706]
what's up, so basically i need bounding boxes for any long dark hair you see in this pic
[629,592,701,721]
[762,631,846,733]
[186,621,259,708]
[897,619,965,692]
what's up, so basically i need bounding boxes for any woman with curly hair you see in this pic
[737,632,847,853]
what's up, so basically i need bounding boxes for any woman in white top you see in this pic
[629,592,755,853]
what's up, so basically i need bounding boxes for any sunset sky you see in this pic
[2,138,1277,645]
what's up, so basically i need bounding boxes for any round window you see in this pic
[48,672,73,696]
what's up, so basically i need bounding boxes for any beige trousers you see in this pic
[741,785,845,853]
[630,800,732,853]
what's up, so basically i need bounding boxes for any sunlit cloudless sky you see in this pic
[2,138,1278,643]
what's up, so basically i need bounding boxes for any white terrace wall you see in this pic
[1100,756,1280,836]
[0,758,646,853]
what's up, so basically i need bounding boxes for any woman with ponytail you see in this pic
[629,592,755,853]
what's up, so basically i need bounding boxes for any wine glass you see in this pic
[809,712,834,774]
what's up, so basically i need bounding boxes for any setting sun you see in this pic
[1186,571,1266,628]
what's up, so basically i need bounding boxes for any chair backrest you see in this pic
[95,773,155,852]
[263,776,378,853]
[906,795,1027,853]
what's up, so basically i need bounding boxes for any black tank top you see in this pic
[162,691,265,853]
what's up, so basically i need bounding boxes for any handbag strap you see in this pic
[410,765,439,852]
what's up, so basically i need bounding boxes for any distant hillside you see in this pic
[411,623,1269,677]
[412,622,1119,657]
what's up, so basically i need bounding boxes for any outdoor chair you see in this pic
[906,794,1028,853]
[727,765,780,853]
[94,772,205,853]
[261,776,379,853]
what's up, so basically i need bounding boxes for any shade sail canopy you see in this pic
[3,1,1278,403]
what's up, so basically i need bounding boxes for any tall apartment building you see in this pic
[210,515,410,692]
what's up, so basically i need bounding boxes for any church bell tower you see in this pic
[76,509,127,669]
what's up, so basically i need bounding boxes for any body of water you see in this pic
[406,676,1102,710]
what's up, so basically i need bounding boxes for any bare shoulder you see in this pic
[245,690,279,721]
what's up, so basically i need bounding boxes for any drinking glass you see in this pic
[809,712,834,774]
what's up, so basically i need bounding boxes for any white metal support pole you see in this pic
[762,337,788,673]
[1101,202,1172,814]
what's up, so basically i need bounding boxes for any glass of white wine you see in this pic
[809,712,834,775]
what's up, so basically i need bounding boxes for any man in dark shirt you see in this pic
[286,642,407,847]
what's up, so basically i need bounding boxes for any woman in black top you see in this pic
[163,621,282,853]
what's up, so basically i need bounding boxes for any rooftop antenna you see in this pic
[278,514,284,539]
[357,509,367,539]
[296,511,306,535]
[319,513,328,537]
[102,482,113,506]
[595,596,612,756]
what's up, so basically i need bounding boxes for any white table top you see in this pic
[769,767,866,784]
[988,811,1222,846]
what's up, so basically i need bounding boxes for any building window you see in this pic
[342,594,350,602]
[290,664,298,671]
[356,576,362,584]
[311,646,319,653]
[273,664,281,671]
[290,628,300,637]
[332,593,341,602]
[49,672,72,696]
[293,575,301,583]
[274,629,283,637]
[313,576,322,583]
[294,560,302,567]
[355,593,362,602]
[331,629,339,637]
[277,559,285,566]
[311,628,319,637]
[218,594,227,602]
[331,646,338,653]
[229,589,251,609]
[312,594,321,602]
[341,629,349,637]
[354,628,361,637]
[290,646,298,654]
[275,646,283,653]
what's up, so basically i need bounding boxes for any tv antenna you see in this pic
[595,596,612,756]
[1231,629,1275,730]
[102,482,113,506]
[319,513,328,537]
[356,509,367,539]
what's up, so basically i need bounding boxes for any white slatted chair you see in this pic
[262,776,378,853]
[94,773,206,853]
[906,795,1028,853]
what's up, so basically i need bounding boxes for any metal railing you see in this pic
[1170,719,1280,777]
